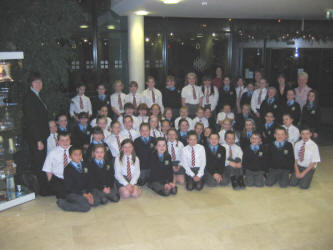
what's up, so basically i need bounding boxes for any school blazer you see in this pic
[259,99,283,123]
[64,162,89,195]
[281,102,301,125]
[134,137,156,170]
[149,152,174,183]
[204,145,226,176]
[88,159,115,190]
[301,105,321,133]
[266,141,294,172]
[242,145,267,172]
[71,124,91,147]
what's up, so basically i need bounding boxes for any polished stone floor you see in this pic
[0,145,332,250]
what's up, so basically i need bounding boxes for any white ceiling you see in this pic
[111,0,332,20]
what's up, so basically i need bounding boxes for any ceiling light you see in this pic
[107,25,115,30]
[80,25,89,29]
[83,39,88,43]
[170,32,174,36]
[212,33,216,37]
[135,10,149,15]
[145,37,150,42]
[162,0,181,4]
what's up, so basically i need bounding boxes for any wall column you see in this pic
[128,14,145,92]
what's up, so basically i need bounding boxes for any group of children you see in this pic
[41,72,321,212]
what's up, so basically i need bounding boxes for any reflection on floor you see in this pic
[0,146,333,250]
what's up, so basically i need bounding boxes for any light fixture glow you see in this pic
[135,10,149,16]
[170,32,174,36]
[294,47,299,58]
[83,39,88,43]
[145,37,150,42]
[162,0,181,4]
[80,25,89,29]
[212,33,216,37]
[107,25,115,30]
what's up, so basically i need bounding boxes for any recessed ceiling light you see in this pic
[107,25,115,30]
[135,10,149,15]
[212,33,216,37]
[162,0,181,4]
[80,25,89,29]
[145,37,150,42]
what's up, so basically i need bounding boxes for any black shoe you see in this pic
[137,179,146,186]
[186,182,194,191]
[231,176,241,190]
[101,197,109,205]
[171,186,177,195]
[238,175,246,189]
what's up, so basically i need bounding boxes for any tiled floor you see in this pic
[1,146,333,250]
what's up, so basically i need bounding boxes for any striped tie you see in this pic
[133,95,137,108]
[299,142,305,162]
[257,89,262,105]
[80,96,84,109]
[229,146,233,159]
[206,87,209,103]
[192,85,197,100]
[116,135,121,151]
[127,156,132,181]
[191,147,195,167]
[153,129,156,138]
[63,149,68,167]
[151,89,155,103]
[171,143,176,161]
[118,94,123,110]
[128,131,133,141]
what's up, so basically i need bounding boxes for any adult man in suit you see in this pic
[23,72,50,195]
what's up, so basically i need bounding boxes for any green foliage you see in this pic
[0,0,86,116]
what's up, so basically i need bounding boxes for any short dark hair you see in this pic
[140,122,150,130]
[187,131,198,140]
[209,132,220,139]
[274,126,287,134]
[251,131,262,138]
[124,102,135,111]
[69,146,82,155]
[224,130,235,140]
[58,131,71,140]
[91,126,104,135]
[78,112,89,119]
[28,71,42,85]
[300,125,312,133]
[56,113,67,121]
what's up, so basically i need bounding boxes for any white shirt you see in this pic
[218,130,239,145]
[47,133,58,154]
[42,146,70,179]
[283,124,300,145]
[174,116,193,130]
[192,116,209,128]
[251,88,267,113]
[90,117,112,129]
[294,139,320,168]
[104,133,126,157]
[69,95,92,117]
[150,128,164,138]
[202,86,219,111]
[142,88,164,112]
[120,128,139,141]
[117,115,140,131]
[114,155,140,185]
[136,115,149,125]
[216,112,235,124]
[110,92,126,114]
[236,86,248,99]
[167,140,184,162]
[181,144,206,178]
[181,84,203,105]
[125,92,143,107]
[223,143,243,166]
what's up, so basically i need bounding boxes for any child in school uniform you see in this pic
[104,121,126,158]
[90,105,112,129]
[114,139,142,198]
[69,84,92,121]
[57,147,99,212]
[204,107,217,132]
[162,107,175,128]
[265,127,294,188]
[235,77,247,114]
[217,104,235,128]
[161,75,182,117]
[88,144,120,203]
[243,132,267,187]
[86,127,113,163]
[110,80,126,119]
[222,131,245,190]
[240,83,254,107]
[178,118,190,146]
[290,127,320,189]
[203,127,212,146]
[239,118,257,150]
[194,122,205,145]
[167,128,185,185]
[142,76,164,112]
[218,118,239,146]
[192,107,209,128]
[117,103,140,131]
[261,112,278,145]
[149,138,177,196]
[119,115,140,141]
[95,116,111,139]
[181,131,206,191]
[259,87,282,123]
[47,120,58,154]
[181,72,203,118]
[56,114,69,133]
[42,132,71,198]
[91,84,110,118]
[300,90,321,140]
[150,103,163,121]
[174,106,193,130]
[204,133,226,187]
[251,78,268,118]
[71,112,91,150]
[136,103,149,125]
[161,119,171,139]
[281,89,301,126]
[134,123,156,186]
[125,81,143,109]
[149,115,164,138]
[234,104,255,132]
[282,114,300,146]
[218,76,236,111]
[201,75,219,113]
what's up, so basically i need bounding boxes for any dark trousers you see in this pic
[204,172,223,187]
[91,185,120,202]
[221,166,243,186]
[28,138,49,195]
[150,181,176,196]
[245,169,265,187]
[138,169,150,186]
[265,168,290,188]
[57,193,91,212]
[290,166,315,189]
[49,176,65,199]
[186,168,204,191]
